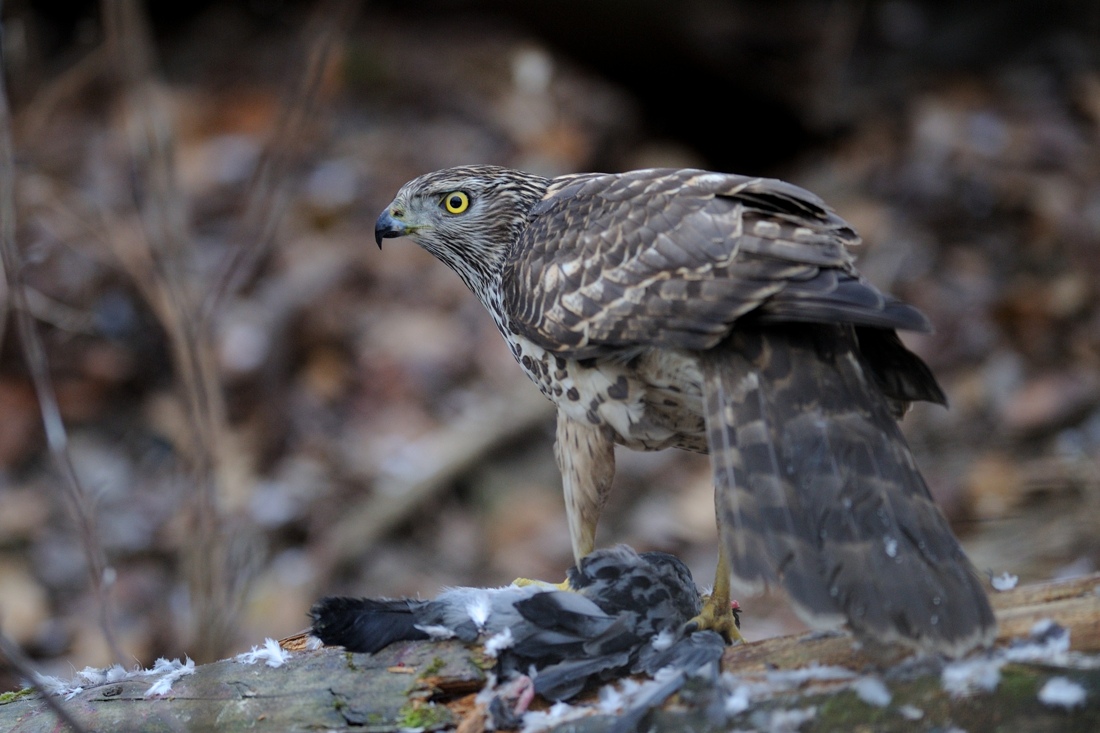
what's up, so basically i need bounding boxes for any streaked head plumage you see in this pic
[375,165,550,293]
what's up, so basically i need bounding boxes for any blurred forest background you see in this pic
[1,0,1099,691]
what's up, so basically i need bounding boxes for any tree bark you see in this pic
[3,573,1098,732]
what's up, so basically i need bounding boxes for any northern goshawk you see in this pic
[374,165,996,655]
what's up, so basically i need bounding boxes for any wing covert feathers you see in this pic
[504,169,926,359]
[700,323,996,656]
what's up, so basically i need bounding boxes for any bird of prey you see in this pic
[311,545,726,704]
[374,165,996,656]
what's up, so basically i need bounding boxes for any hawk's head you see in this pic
[375,165,549,292]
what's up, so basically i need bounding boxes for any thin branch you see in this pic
[0,632,87,733]
[0,0,13,349]
[201,0,357,324]
[101,0,236,661]
[0,0,122,664]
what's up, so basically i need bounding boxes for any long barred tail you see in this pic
[701,322,996,656]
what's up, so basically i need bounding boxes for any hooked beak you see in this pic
[374,209,406,249]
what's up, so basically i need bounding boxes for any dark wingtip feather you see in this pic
[856,327,948,408]
[883,299,934,333]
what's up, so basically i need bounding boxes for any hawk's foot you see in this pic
[512,577,571,591]
[685,596,744,644]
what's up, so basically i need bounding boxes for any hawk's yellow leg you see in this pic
[513,577,571,590]
[687,544,745,643]
[514,415,615,589]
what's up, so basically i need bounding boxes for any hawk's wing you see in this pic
[503,168,928,360]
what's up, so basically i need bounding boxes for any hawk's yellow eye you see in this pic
[443,191,469,214]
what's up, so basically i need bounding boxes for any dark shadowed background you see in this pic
[0,0,1098,689]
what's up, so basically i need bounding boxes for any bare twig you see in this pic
[101,0,236,661]
[0,1,122,664]
[0,632,87,733]
[98,0,356,661]
[0,1,12,349]
[201,0,357,324]
[15,45,109,142]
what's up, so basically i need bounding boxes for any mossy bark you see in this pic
[3,574,1097,732]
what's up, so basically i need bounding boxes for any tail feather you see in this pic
[701,323,995,656]
[310,597,430,653]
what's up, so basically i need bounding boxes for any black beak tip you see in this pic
[374,210,404,249]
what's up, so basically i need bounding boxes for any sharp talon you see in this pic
[687,594,745,645]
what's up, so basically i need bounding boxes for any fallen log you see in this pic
[2,573,1098,732]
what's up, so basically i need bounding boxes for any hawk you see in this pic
[374,165,996,655]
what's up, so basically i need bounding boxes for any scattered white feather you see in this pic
[474,673,500,705]
[34,657,195,700]
[719,663,855,719]
[520,700,591,732]
[765,663,856,688]
[1038,676,1087,709]
[595,673,683,717]
[898,704,924,720]
[725,683,752,715]
[31,674,71,696]
[652,666,682,683]
[466,592,492,630]
[33,667,103,700]
[596,678,633,714]
[763,706,817,733]
[74,666,105,685]
[853,676,891,707]
[143,657,196,698]
[235,638,291,668]
[1031,618,1057,636]
[650,628,676,651]
[942,656,1003,697]
[991,572,1018,591]
[1004,620,1070,663]
[414,624,457,640]
[484,627,515,657]
[64,665,129,690]
[104,665,131,683]
[143,677,175,697]
[941,620,1081,700]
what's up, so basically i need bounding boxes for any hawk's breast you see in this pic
[504,330,707,452]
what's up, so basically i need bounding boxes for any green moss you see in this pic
[0,688,35,705]
[344,651,360,671]
[396,701,452,730]
[998,665,1041,699]
[817,690,892,728]
[418,656,446,678]
[470,649,496,671]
